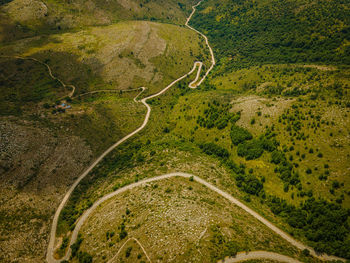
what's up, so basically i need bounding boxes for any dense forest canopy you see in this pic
[191,0,350,69]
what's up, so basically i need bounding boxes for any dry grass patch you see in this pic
[79,177,304,262]
[230,95,294,135]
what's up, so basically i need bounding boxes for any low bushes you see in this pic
[237,139,264,160]
[199,142,229,158]
[266,196,350,258]
[230,125,252,145]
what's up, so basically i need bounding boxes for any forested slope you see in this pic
[191,0,350,69]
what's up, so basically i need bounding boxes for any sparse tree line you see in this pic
[196,105,349,258]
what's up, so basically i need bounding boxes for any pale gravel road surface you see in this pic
[63,172,346,263]
[46,1,215,262]
[45,1,346,263]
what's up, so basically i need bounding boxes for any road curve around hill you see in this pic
[58,172,346,263]
[46,1,214,262]
[46,1,345,263]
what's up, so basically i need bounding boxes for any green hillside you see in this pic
[0,0,195,42]
[1,0,350,262]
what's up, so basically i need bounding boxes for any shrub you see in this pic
[78,252,93,263]
[125,247,132,258]
[43,103,50,109]
[230,125,252,145]
[332,181,340,189]
[236,174,263,195]
[259,136,278,152]
[200,142,229,158]
[302,249,310,256]
[71,234,83,258]
[237,140,264,160]
[271,150,286,164]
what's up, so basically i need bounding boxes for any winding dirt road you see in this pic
[56,172,345,263]
[45,1,346,263]
[46,2,214,262]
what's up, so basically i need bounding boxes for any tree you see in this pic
[302,249,310,256]
[230,125,252,145]
[237,140,264,160]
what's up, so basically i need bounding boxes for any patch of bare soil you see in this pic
[117,0,141,12]
[0,119,92,262]
[96,22,167,89]
[302,64,337,71]
[230,95,294,134]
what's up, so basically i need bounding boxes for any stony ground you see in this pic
[0,119,92,262]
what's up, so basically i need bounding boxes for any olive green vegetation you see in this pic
[0,54,146,152]
[166,66,350,257]
[0,55,147,154]
[2,0,350,261]
[0,20,209,152]
[190,0,350,70]
[56,62,349,259]
[0,0,195,42]
[0,57,66,115]
[0,21,210,96]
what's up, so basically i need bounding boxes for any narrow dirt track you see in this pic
[46,2,214,262]
[107,237,152,263]
[0,55,76,98]
[44,1,346,263]
[59,172,345,263]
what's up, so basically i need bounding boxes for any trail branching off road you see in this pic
[55,172,345,263]
[0,55,76,98]
[106,237,152,263]
[46,1,214,262]
[44,1,346,263]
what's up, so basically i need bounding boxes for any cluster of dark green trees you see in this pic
[199,141,264,197]
[267,196,350,258]
[197,101,240,129]
[67,234,93,263]
[199,142,229,159]
[191,0,350,69]
[197,116,349,257]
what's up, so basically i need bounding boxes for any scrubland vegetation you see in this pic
[1,0,350,262]
[0,0,195,42]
